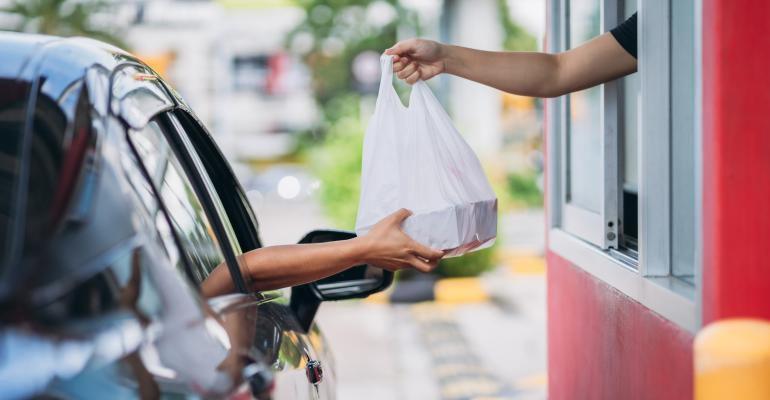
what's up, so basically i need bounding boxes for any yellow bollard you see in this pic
[695,319,770,400]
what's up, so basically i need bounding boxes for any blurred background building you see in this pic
[0,1,548,398]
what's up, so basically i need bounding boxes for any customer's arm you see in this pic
[201,209,443,297]
[386,33,636,98]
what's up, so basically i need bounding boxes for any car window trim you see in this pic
[151,112,248,293]
[173,109,262,252]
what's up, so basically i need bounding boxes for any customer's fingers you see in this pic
[409,256,434,273]
[411,241,444,261]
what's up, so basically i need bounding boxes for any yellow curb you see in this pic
[514,372,548,390]
[363,289,391,304]
[440,378,503,398]
[500,250,546,275]
[434,277,490,304]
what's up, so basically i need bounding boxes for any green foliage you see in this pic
[310,95,364,229]
[2,0,126,48]
[506,170,543,208]
[498,0,537,52]
[436,241,498,278]
[287,1,418,107]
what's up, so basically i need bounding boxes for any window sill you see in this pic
[549,228,698,333]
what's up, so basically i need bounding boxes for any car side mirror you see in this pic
[290,229,394,332]
[301,230,394,300]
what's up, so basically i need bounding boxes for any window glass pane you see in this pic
[622,0,639,191]
[134,120,226,284]
[0,79,29,267]
[167,114,243,257]
[620,0,639,249]
[622,77,639,190]
[671,0,696,281]
[567,0,602,212]
[119,130,200,287]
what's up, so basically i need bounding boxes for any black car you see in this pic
[0,32,392,399]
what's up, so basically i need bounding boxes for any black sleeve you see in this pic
[610,12,637,59]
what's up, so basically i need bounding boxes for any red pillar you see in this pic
[702,0,770,323]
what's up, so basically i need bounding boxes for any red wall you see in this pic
[547,1,770,398]
[547,253,693,400]
[702,0,770,324]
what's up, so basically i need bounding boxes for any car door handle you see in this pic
[305,359,323,385]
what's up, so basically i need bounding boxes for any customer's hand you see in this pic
[359,208,444,272]
[385,38,446,84]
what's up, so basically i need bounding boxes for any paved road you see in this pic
[317,269,547,400]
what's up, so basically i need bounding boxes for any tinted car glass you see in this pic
[166,114,244,255]
[1,75,100,293]
[24,79,97,250]
[174,110,262,252]
[0,78,29,268]
[161,113,253,293]
[133,119,226,284]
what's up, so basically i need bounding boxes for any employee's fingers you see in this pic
[386,40,415,57]
[397,62,418,80]
[404,69,421,84]
[393,57,409,72]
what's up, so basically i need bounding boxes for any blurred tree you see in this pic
[288,0,418,107]
[310,94,364,229]
[2,0,126,48]
[498,0,538,52]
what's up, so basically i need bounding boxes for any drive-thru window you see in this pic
[546,0,699,331]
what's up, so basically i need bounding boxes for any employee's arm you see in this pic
[386,33,636,98]
[201,209,443,297]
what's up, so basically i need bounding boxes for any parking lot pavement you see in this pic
[317,266,547,400]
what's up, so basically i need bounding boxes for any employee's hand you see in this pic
[359,208,444,272]
[386,38,446,84]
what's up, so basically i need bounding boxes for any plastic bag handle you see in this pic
[378,54,401,104]
[378,54,432,110]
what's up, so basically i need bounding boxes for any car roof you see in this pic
[0,32,133,81]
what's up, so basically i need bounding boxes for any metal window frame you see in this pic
[638,0,671,277]
[547,0,701,332]
[559,0,620,249]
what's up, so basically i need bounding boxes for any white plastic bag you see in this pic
[355,54,497,257]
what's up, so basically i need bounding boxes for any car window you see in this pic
[0,78,30,270]
[132,119,226,284]
[1,79,100,295]
[173,110,262,252]
[165,113,247,255]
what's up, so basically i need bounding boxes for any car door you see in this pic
[162,108,337,399]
